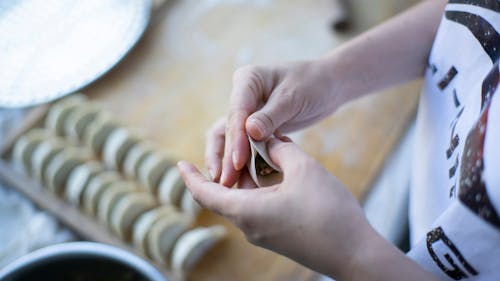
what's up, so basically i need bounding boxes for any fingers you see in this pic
[222,66,274,185]
[220,111,248,186]
[227,67,264,171]
[178,161,261,217]
[237,168,258,189]
[246,84,300,141]
[266,137,308,171]
[205,118,226,182]
[178,161,238,215]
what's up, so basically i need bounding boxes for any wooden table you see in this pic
[77,0,421,280]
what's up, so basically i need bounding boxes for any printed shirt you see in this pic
[408,1,500,280]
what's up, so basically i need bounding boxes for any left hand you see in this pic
[178,137,372,279]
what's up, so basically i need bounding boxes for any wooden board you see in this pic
[2,0,422,280]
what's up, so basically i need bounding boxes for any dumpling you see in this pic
[247,136,283,187]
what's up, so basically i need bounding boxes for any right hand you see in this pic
[208,60,350,186]
[181,137,373,280]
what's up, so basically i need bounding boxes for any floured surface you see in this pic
[83,0,421,280]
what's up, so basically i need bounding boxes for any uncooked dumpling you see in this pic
[65,161,103,207]
[31,138,67,184]
[44,147,92,195]
[170,225,226,274]
[45,94,87,135]
[102,128,139,170]
[12,129,51,174]
[82,113,118,155]
[247,136,283,187]
[180,188,201,218]
[82,171,121,216]
[137,152,174,194]
[158,167,185,206]
[63,104,100,141]
[123,142,155,180]
[147,212,193,265]
[97,182,138,224]
[132,205,178,256]
[109,191,157,242]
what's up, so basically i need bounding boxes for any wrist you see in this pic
[330,216,381,280]
[314,49,367,107]
[342,225,440,281]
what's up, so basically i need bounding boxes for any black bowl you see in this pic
[0,242,167,281]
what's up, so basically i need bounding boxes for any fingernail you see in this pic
[249,119,264,140]
[177,161,186,169]
[279,135,292,142]
[220,171,228,186]
[232,151,241,170]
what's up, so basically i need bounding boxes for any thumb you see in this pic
[265,137,308,171]
[246,87,297,141]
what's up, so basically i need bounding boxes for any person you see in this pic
[177,0,500,280]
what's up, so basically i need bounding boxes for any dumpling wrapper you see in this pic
[109,192,157,242]
[132,205,178,256]
[170,225,226,274]
[65,161,103,207]
[147,212,193,265]
[247,136,283,187]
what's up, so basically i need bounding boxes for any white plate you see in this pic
[0,0,152,107]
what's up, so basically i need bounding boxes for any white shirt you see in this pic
[409,1,500,280]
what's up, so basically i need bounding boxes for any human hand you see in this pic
[180,137,373,279]
[209,60,349,186]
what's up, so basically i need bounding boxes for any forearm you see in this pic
[321,0,447,103]
[338,225,440,281]
[294,213,439,281]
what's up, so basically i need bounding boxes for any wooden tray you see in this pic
[0,105,180,278]
[0,104,316,281]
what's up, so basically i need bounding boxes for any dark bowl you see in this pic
[0,242,167,281]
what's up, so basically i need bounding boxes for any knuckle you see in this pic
[294,155,315,173]
[236,216,255,237]
[189,189,203,205]
[227,110,245,123]
[274,141,292,155]
[204,154,211,165]
[254,112,274,131]
[233,65,259,81]
[232,66,267,107]
[277,87,300,108]
[204,153,219,167]
[205,129,214,140]
[230,206,267,245]
[244,230,267,246]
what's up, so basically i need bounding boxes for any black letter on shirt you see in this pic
[426,227,478,280]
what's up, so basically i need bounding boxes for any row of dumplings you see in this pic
[11,94,225,274]
[44,95,193,207]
